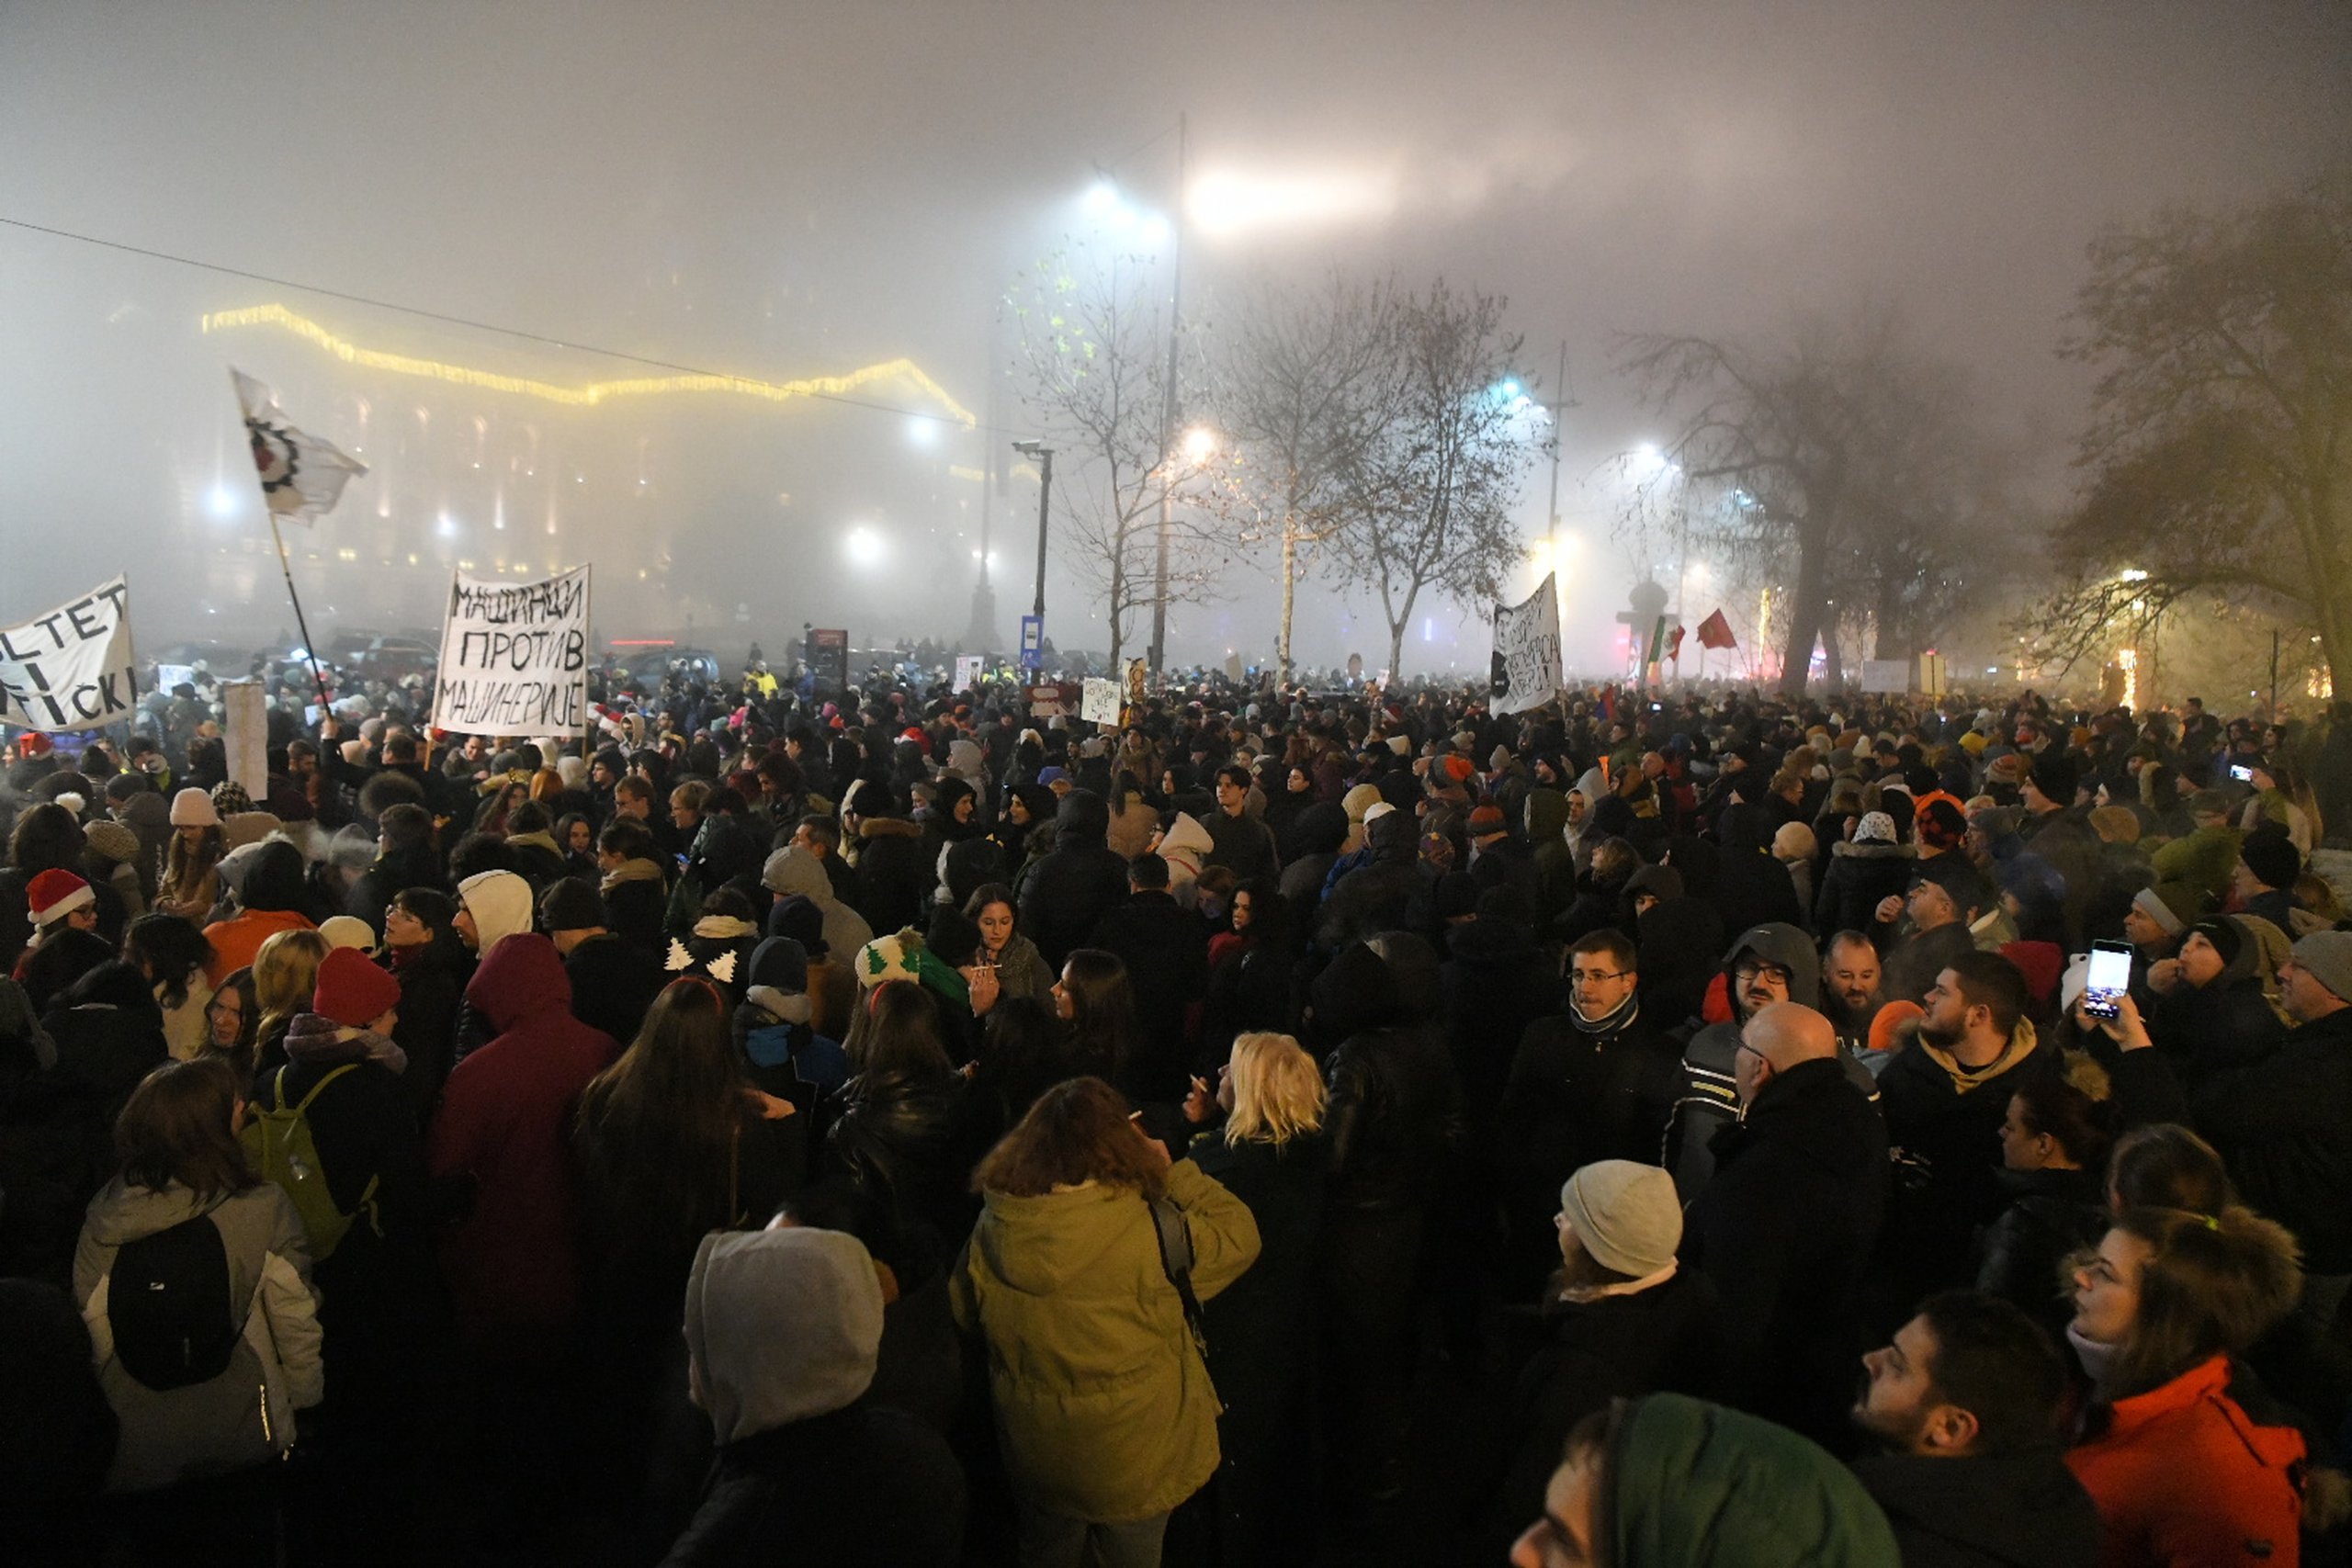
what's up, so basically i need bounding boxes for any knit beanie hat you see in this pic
[209,781,256,817]
[27,868,93,929]
[538,877,607,933]
[2290,931,2352,1004]
[2132,884,2195,937]
[1558,1161,1682,1279]
[1386,735,1412,757]
[854,928,968,1006]
[83,819,140,866]
[1363,800,1396,825]
[2086,806,2142,845]
[1466,803,1507,837]
[170,786,220,828]
[1771,821,1816,862]
[1440,754,1476,786]
[2239,830,2301,893]
[2028,752,2078,807]
[2189,918,2244,970]
[311,945,401,1028]
[318,915,377,953]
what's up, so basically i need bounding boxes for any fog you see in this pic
[4,0,2346,677]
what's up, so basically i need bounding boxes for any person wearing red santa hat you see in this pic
[26,868,99,946]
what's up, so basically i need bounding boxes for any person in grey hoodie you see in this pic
[660,1225,964,1568]
[1665,922,1881,1201]
[74,1057,323,1497]
[761,845,875,967]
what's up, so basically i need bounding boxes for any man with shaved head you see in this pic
[1681,1001,1890,1448]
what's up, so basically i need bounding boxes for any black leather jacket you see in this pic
[1322,1023,1463,1213]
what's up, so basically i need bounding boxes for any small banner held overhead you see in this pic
[1080,677,1122,726]
[232,369,368,525]
[433,566,594,736]
[1489,572,1564,716]
[954,655,984,693]
[0,577,138,733]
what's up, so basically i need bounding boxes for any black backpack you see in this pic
[110,1213,239,1391]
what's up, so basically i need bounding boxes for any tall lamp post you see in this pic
[1013,440,1056,619]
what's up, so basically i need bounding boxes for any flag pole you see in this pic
[267,513,334,716]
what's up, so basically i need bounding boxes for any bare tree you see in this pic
[1005,241,1228,666]
[1202,273,1404,683]
[2024,176,2352,696]
[1621,308,2007,694]
[1330,280,1540,678]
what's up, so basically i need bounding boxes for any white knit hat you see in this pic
[1559,1160,1682,1278]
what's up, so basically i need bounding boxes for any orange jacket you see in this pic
[2066,1354,2304,1567]
[202,907,317,987]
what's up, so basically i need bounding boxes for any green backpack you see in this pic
[241,1063,380,1259]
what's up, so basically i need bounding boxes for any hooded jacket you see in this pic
[1604,1394,1898,1568]
[762,846,876,964]
[457,869,536,953]
[427,933,617,1343]
[1156,809,1215,908]
[1016,792,1131,971]
[74,1179,323,1493]
[667,1227,966,1568]
[1815,837,1915,938]
[851,814,931,936]
[1852,1446,2098,1568]
[1316,809,1426,953]
[949,1158,1261,1522]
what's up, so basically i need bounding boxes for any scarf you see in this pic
[282,1010,410,1075]
[2066,1322,2116,1394]
[603,856,667,891]
[1569,991,1640,1036]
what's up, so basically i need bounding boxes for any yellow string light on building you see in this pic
[199,303,977,427]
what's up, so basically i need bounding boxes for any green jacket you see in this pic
[1610,1394,1898,1568]
[2149,824,2242,905]
[951,1157,1261,1522]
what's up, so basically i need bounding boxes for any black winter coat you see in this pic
[658,1406,966,1568]
[1087,892,1209,1099]
[1873,1027,2052,1302]
[1438,919,1559,1129]
[1681,1055,1887,1446]
[1016,795,1130,972]
[1851,1448,2100,1568]
[824,1068,986,1246]
[1491,1270,1726,1547]
[1814,841,1913,940]
[2194,1007,2352,1272]
[1316,812,1427,953]
[563,932,667,1049]
[1974,1164,2107,1343]
[1323,1023,1462,1214]
[850,818,931,937]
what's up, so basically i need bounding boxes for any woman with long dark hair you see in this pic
[1977,1061,2119,1340]
[123,914,217,1063]
[960,882,1054,1010]
[826,980,979,1246]
[1053,948,1141,1089]
[378,887,469,1115]
[952,1076,1261,1567]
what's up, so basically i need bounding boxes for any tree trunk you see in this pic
[1821,619,1845,692]
[1779,531,1829,698]
[1387,620,1408,685]
[1278,520,1297,685]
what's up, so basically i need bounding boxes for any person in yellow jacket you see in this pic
[952,1075,1261,1568]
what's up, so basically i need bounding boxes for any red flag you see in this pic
[1696,609,1736,650]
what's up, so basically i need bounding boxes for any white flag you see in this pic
[0,577,139,733]
[232,368,367,525]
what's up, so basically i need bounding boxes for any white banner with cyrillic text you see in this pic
[433,566,593,735]
[1489,572,1563,716]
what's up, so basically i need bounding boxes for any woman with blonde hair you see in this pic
[250,927,330,1078]
[953,1076,1260,1567]
[1184,1033,1328,1565]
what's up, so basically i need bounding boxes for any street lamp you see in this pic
[1012,440,1056,620]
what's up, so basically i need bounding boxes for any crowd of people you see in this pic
[4,662,2351,1567]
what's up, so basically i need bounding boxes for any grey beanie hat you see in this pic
[2291,931,2352,1005]
[1559,1159,1683,1279]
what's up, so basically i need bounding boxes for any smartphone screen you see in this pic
[2085,941,2132,1019]
[2230,764,2254,781]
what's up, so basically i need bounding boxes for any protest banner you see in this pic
[1860,659,1910,695]
[433,566,593,735]
[0,576,138,733]
[1080,676,1121,725]
[1489,572,1564,716]
[223,681,269,803]
[955,654,984,692]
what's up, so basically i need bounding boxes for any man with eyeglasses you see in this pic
[1666,923,1881,1201]
[1498,931,1680,1292]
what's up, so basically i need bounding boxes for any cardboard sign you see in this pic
[1080,677,1121,725]
[955,654,984,692]
[433,566,593,735]
[0,577,138,733]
